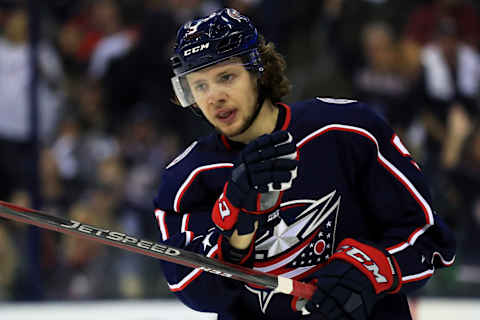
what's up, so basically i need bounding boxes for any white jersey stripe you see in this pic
[181,213,190,232]
[298,124,434,253]
[402,269,434,283]
[254,246,306,273]
[408,225,431,245]
[432,252,456,266]
[155,209,169,241]
[184,230,194,246]
[168,244,219,291]
[166,141,198,169]
[174,163,234,212]
[388,242,409,254]
[377,151,434,225]
[279,265,316,279]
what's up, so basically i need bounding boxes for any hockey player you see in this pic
[153,8,456,320]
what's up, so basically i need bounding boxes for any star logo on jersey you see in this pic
[202,231,214,251]
[255,218,299,258]
[287,219,335,268]
[255,190,340,260]
[244,285,278,314]
[252,190,340,279]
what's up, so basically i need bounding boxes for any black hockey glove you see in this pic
[302,238,402,320]
[212,131,298,237]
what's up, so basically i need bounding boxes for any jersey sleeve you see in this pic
[152,205,243,313]
[340,105,456,293]
[152,150,242,314]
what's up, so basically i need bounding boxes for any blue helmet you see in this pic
[170,8,264,107]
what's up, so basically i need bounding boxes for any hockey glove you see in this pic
[212,131,298,237]
[302,238,402,320]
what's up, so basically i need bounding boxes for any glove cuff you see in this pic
[217,234,255,266]
[330,238,402,295]
[227,180,283,214]
[212,183,260,237]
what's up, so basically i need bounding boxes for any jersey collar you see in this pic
[220,102,292,151]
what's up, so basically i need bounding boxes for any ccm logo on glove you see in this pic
[337,245,388,283]
[331,238,402,294]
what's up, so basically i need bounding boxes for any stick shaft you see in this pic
[0,200,315,299]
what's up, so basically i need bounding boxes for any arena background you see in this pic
[0,0,479,318]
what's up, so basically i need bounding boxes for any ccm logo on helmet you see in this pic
[184,43,210,56]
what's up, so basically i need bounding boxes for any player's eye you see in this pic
[193,82,208,92]
[219,73,235,83]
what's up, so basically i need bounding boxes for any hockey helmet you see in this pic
[170,8,264,107]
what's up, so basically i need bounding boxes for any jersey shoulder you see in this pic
[154,133,232,212]
[289,97,391,138]
[164,132,223,171]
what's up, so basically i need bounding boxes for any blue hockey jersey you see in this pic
[153,98,456,320]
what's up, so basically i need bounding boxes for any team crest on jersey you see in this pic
[245,190,341,313]
[254,190,340,262]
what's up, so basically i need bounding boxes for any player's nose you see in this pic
[207,84,228,107]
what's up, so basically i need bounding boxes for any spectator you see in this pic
[57,0,137,78]
[441,103,474,169]
[102,4,210,143]
[444,127,480,286]
[404,0,479,47]
[354,22,413,131]
[50,79,119,193]
[322,0,419,79]
[119,107,173,171]
[87,0,137,80]
[56,1,103,75]
[56,200,119,299]
[166,0,221,24]
[40,147,65,208]
[0,224,18,300]
[402,0,480,76]
[75,78,109,132]
[414,17,480,171]
[0,6,64,200]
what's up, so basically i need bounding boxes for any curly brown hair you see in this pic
[257,35,291,103]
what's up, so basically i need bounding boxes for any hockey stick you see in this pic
[0,200,315,299]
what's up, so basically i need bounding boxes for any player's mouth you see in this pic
[216,109,237,125]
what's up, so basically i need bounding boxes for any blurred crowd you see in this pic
[0,0,479,301]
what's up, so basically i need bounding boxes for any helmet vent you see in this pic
[217,32,244,54]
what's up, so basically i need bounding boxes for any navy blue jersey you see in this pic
[153,98,456,320]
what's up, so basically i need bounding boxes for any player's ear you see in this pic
[249,71,261,88]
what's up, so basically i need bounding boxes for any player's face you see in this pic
[186,59,259,138]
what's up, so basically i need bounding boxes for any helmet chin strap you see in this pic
[190,81,266,139]
[233,84,265,137]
